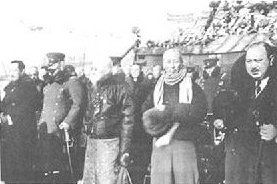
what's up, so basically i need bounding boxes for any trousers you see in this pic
[151,139,199,184]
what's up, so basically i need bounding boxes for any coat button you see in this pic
[231,149,236,155]
[12,102,15,106]
[55,103,58,106]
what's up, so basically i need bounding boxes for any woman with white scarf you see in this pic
[142,48,207,184]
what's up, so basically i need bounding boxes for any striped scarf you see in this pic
[153,68,193,107]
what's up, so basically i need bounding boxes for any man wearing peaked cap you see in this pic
[37,53,83,183]
[110,56,122,66]
[202,57,224,113]
[110,56,123,75]
[203,58,219,69]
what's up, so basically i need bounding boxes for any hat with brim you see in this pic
[110,56,122,66]
[46,52,65,67]
[203,58,218,69]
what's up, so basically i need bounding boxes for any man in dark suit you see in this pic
[215,41,277,184]
[0,60,41,183]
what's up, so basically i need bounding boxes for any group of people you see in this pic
[1,40,277,184]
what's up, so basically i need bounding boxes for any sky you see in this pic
[0,0,211,70]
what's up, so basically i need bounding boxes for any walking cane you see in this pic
[64,129,74,181]
[254,139,264,184]
[253,110,263,184]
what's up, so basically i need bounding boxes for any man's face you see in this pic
[30,67,39,79]
[163,50,184,75]
[9,63,23,81]
[245,45,271,79]
[39,69,47,80]
[130,65,140,78]
[153,65,161,79]
[48,62,61,74]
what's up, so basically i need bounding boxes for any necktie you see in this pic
[255,80,261,97]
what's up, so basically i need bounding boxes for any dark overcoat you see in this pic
[1,74,40,183]
[224,57,277,184]
[37,75,85,173]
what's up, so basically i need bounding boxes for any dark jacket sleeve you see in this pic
[63,79,85,129]
[119,85,134,155]
[141,89,154,113]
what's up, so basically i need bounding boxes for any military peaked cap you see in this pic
[203,58,218,69]
[46,52,65,66]
[110,56,122,66]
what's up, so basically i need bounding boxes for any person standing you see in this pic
[214,41,277,184]
[201,58,224,114]
[37,53,84,183]
[127,64,153,184]
[82,57,134,184]
[0,60,40,183]
[63,65,86,182]
[142,48,207,184]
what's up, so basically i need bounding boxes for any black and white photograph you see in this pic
[1,0,277,183]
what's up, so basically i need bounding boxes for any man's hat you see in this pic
[110,56,122,66]
[203,58,218,69]
[46,52,65,66]
[63,64,77,77]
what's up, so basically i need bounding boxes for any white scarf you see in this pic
[153,69,193,107]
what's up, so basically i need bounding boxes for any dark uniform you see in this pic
[201,58,226,113]
[1,74,40,183]
[37,71,69,179]
[37,54,85,183]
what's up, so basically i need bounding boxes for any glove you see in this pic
[120,153,131,167]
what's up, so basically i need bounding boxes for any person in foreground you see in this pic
[214,41,277,184]
[82,57,134,184]
[142,48,207,184]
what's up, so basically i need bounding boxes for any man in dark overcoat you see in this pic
[0,60,41,183]
[37,53,85,183]
[126,64,153,184]
[215,41,277,184]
